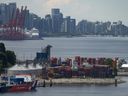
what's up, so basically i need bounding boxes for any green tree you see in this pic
[0,43,16,74]
[104,58,113,67]
[0,60,3,74]
[0,42,6,53]
[6,50,16,66]
[0,52,7,67]
[0,52,7,73]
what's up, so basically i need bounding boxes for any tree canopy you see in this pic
[0,42,6,53]
[0,43,16,74]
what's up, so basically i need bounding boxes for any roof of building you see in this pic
[31,32,39,36]
[8,63,42,71]
[121,64,128,68]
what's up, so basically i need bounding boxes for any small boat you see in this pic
[0,74,38,93]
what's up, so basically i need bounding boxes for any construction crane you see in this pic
[0,6,27,40]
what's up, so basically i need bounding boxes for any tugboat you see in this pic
[0,74,38,93]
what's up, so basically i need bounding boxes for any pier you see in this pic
[37,77,125,87]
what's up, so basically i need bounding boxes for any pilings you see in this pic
[41,79,53,87]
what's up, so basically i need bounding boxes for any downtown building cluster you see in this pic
[77,20,128,36]
[0,3,128,37]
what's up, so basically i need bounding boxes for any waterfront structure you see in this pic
[0,3,30,40]
[35,45,52,65]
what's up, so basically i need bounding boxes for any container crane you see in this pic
[0,6,27,40]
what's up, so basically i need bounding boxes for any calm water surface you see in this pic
[1,37,128,96]
[1,36,128,60]
[1,77,128,96]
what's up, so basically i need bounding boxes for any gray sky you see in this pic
[0,0,128,25]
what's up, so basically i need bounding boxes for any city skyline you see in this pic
[0,0,128,25]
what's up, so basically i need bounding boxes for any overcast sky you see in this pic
[0,0,128,25]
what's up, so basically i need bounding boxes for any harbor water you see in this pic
[1,77,128,96]
[1,36,128,96]
[1,36,128,60]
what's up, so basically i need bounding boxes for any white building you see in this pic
[8,63,43,77]
[30,28,39,39]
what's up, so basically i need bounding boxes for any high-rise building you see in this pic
[51,8,63,33]
[24,11,40,30]
[28,13,35,29]
[62,16,71,33]
[61,16,76,34]
[45,14,52,33]
[70,19,76,33]
[39,18,47,35]
[24,10,30,29]
[0,3,7,25]
[94,22,102,34]
[33,15,41,29]
[87,21,95,34]
[0,3,16,25]
[8,3,16,20]
[76,20,88,34]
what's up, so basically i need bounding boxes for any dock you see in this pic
[118,72,128,76]
[37,77,125,87]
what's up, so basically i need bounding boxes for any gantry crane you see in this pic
[0,6,27,40]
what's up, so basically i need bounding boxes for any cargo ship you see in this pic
[0,74,38,93]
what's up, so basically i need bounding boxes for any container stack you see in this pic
[42,57,118,79]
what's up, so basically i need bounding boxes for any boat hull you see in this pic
[0,80,37,93]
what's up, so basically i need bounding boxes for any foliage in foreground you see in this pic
[0,42,16,74]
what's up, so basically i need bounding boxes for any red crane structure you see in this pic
[0,6,27,40]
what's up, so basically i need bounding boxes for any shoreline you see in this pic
[37,77,125,87]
